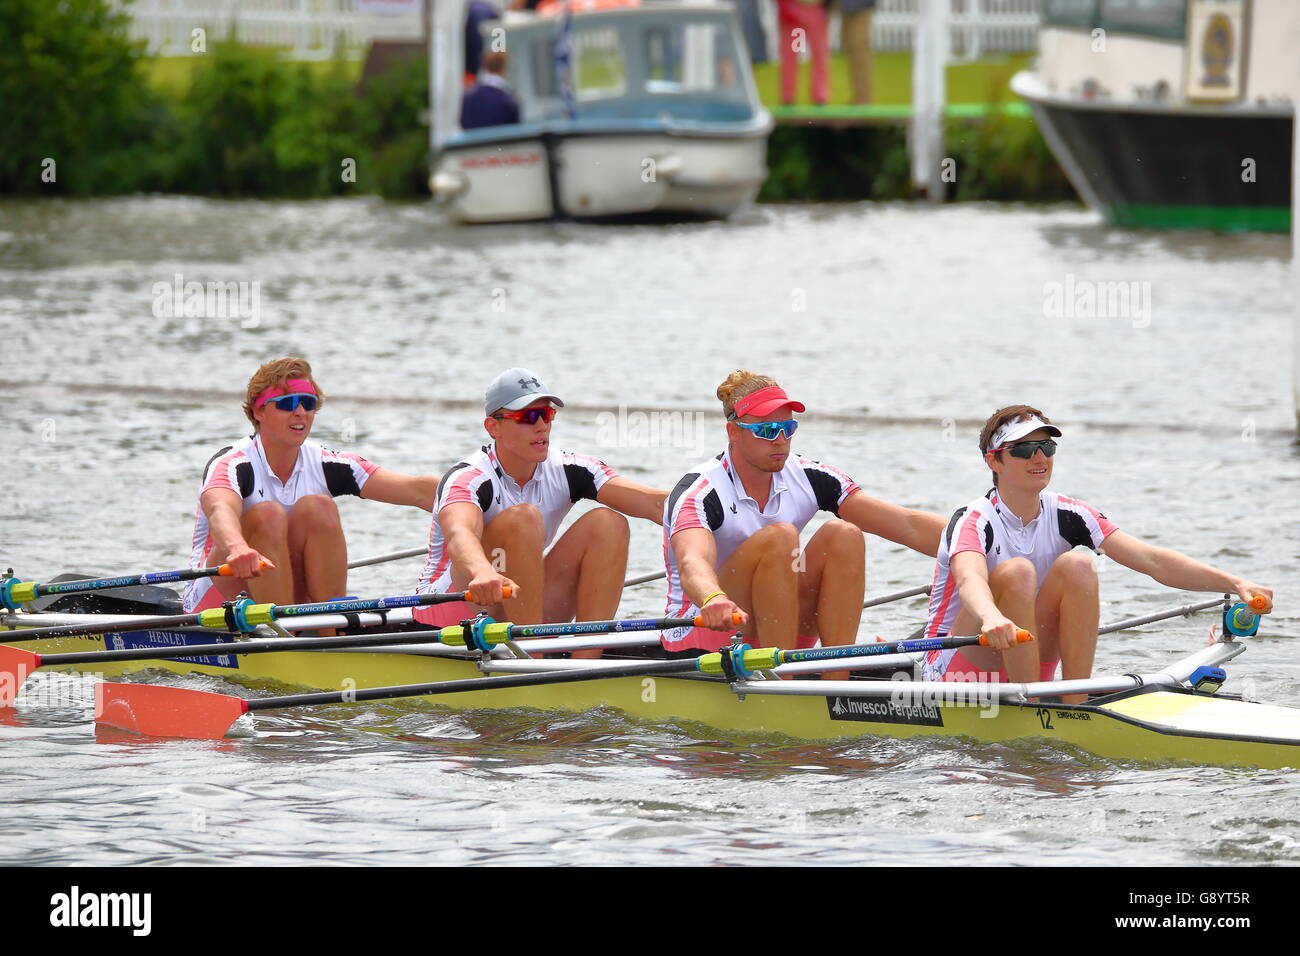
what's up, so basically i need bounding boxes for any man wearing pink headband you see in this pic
[663,372,946,669]
[183,357,439,614]
[922,404,1272,702]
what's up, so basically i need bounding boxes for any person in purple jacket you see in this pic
[460,51,521,130]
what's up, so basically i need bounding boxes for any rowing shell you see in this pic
[4,613,1299,769]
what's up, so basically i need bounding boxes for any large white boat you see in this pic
[429,0,772,223]
[1011,0,1294,232]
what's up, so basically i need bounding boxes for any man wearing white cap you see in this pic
[413,368,667,656]
[923,404,1273,701]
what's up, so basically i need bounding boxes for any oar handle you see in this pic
[977,628,1033,647]
[1249,594,1272,613]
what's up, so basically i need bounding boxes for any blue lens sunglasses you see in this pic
[261,393,319,412]
[732,419,798,441]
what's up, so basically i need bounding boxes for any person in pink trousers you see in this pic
[777,0,830,105]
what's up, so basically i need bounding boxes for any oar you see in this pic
[1097,595,1239,636]
[0,562,270,611]
[862,584,930,609]
[0,610,745,696]
[347,547,425,570]
[91,628,1026,739]
[0,589,510,644]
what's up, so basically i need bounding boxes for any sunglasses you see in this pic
[493,406,557,425]
[733,419,798,441]
[1000,438,1057,459]
[262,393,318,412]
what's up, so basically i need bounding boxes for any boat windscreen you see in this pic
[519,13,757,122]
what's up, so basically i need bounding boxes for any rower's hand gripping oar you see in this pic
[88,625,1024,740]
[0,561,271,611]
[1224,594,1272,638]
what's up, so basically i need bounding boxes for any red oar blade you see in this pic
[0,646,41,706]
[96,682,249,740]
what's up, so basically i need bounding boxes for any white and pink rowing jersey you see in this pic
[416,443,617,594]
[661,450,860,651]
[183,435,379,611]
[924,488,1117,639]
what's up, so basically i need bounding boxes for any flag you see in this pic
[554,1,576,119]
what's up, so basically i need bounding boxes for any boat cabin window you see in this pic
[1044,0,1187,38]
[1099,0,1187,40]
[1043,0,1099,29]
[573,25,627,99]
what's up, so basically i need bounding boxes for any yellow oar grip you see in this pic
[9,582,36,605]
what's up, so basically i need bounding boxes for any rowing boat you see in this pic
[4,599,1298,768]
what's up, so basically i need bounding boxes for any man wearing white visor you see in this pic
[414,368,667,658]
[923,405,1273,702]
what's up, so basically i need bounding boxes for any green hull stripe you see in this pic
[1106,203,1291,233]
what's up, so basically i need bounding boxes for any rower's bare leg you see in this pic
[206,502,295,605]
[543,508,630,659]
[475,504,545,625]
[798,519,865,680]
[287,495,347,604]
[715,522,801,650]
[1034,551,1099,704]
[950,558,1039,684]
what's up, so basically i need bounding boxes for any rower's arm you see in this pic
[595,476,668,523]
[199,487,272,578]
[949,551,1020,649]
[440,502,497,579]
[358,468,440,511]
[838,492,945,556]
[1100,531,1272,605]
[670,527,746,630]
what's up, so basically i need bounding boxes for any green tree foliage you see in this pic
[0,0,165,194]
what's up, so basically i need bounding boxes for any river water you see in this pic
[1,197,1298,867]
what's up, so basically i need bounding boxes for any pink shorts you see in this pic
[925,648,1059,683]
[412,599,477,628]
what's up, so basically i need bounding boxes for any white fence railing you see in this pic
[119,0,1041,60]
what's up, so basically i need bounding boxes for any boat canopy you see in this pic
[496,5,762,125]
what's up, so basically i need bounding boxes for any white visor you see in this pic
[988,415,1062,451]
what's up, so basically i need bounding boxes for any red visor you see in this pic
[730,385,806,420]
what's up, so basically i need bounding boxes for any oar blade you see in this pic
[0,646,41,705]
[96,683,248,740]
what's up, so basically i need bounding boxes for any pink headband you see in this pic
[729,385,806,420]
[255,378,317,407]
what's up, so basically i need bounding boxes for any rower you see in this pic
[923,405,1274,703]
[185,357,439,614]
[663,371,945,672]
[413,368,667,659]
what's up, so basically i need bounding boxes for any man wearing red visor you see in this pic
[183,357,439,613]
[663,371,946,661]
[414,367,667,659]
[923,404,1273,702]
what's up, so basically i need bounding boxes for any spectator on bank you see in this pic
[777,0,830,106]
[465,1,500,85]
[461,51,521,129]
[841,0,876,104]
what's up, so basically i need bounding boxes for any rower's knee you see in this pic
[1053,551,1098,588]
[821,519,864,557]
[243,501,289,539]
[990,557,1036,596]
[585,507,629,547]
[490,504,545,541]
[289,494,341,530]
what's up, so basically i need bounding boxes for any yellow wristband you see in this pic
[701,590,727,608]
